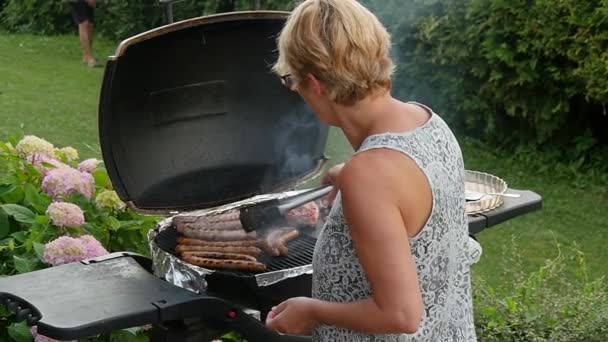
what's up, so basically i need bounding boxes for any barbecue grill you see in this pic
[0,11,542,342]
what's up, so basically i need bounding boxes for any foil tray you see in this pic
[148,190,315,293]
[465,170,508,215]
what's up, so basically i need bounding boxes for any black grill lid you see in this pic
[98,11,329,212]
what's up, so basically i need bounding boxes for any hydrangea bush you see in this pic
[0,135,160,342]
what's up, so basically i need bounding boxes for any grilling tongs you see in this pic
[239,184,334,232]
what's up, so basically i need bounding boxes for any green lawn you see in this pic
[1,33,606,290]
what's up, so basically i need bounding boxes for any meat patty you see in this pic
[286,201,320,227]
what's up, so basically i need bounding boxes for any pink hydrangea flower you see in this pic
[42,167,95,200]
[31,326,75,342]
[77,158,101,173]
[43,235,109,266]
[79,235,109,258]
[43,236,88,266]
[46,202,85,228]
[31,154,67,175]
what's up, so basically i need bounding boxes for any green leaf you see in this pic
[0,184,16,196]
[0,211,9,239]
[1,185,24,203]
[11,231,27,243]
[0,141,11,153]
[1,204,35,224]
[104,216,122,231]
[93,169,110,189]
[24,163,41,178]
[13,255,40,273]
[7,321,33,342]
[35,215,50,225]
[33,242,46,261]
[0,304,11,317]
[23,183,47,212]
[109,329,146,342]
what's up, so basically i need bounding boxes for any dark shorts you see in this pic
[71,1,95,24]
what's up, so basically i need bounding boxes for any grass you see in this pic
[1,33,607,291]
[0,33,115,159]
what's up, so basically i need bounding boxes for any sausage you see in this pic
[182,220,243,231]
[176,245,262,257]
[177,237,258,247]
[259,228,299,256]
[258,237,280,257]
[177,225,257,241]
[173,211,242,227]
[271,228,299,255]
[276,229,300,253]
[181,255,267,272]
[181,251,258,262]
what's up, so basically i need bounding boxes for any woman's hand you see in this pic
[265,297,319,336]
[321,163,344,207]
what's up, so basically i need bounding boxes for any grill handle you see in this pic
[276,184,334,215]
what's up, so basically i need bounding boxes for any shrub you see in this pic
[0,0,296,40]
[474,236,608,341]
[0,0,72,34]
[365,0,608,163]
[0,134,161,341]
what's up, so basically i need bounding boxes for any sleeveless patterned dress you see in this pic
[312,102,479,341]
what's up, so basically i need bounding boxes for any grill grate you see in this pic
[155,226,316,277]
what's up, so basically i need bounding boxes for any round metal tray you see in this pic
[465,170,508,215]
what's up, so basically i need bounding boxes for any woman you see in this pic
[265,0,478,341]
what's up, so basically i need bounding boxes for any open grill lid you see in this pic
[98,11,329,213]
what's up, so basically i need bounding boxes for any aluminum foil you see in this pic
[148,190,318,292]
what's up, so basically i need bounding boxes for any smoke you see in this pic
[264,102,325,190]
[362,0,446,103]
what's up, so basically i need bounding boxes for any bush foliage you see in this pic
[0,0,295,40]
[379,0,608,162]
[0,134,160,341]
[474,236,608,341]
[2,0,607,162]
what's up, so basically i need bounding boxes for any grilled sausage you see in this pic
[272,228,299,255]
[259,228,299,256]
[181,255,267,272]
[177,225,257,241]
[275,228,300,255]
[177,237,258,247]
[181,251,258,262]
[173,211,241,226]
[182,220,243,231]
[258,237,280,257]
[176,245,262,257]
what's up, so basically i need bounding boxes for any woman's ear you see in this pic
[306,74,324,96]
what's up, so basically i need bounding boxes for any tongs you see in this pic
[239,184,334,232]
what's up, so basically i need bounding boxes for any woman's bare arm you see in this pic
[309,151,427,333]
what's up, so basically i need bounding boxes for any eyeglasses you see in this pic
[280,74,297,90]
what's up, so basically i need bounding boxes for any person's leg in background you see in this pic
[72,0,100,67]
[78,20,94,65]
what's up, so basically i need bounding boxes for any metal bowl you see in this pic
[465,170,508,215]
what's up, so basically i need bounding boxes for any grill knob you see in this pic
[226,309,238,319]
